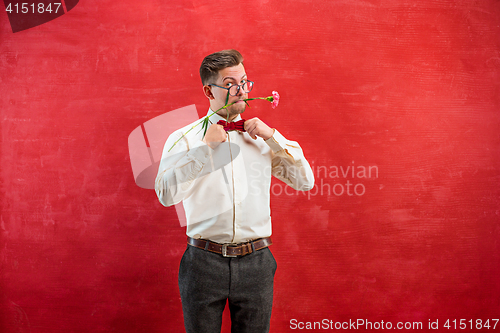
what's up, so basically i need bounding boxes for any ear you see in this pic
[203,85,215,100]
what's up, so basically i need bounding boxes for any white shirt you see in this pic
[155,109,315,244]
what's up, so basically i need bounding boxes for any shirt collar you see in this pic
[206,109,242,124]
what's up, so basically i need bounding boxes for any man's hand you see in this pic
[244,118,274,140]
[203,123,227,149]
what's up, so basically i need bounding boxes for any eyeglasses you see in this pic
[208,81,254,96]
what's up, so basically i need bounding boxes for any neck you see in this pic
[214,110,239,122]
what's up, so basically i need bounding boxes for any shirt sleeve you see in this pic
[155,129,211,207]
[265,129,315,191]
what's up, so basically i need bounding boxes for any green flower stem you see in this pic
[167,101,234,152]
[167,95,275,152]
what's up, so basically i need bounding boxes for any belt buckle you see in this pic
[222,244,237,257]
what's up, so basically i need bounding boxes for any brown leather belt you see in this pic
[187,237,272,257]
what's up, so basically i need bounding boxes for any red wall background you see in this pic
[1,0,500,332]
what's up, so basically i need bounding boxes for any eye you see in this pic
[225,82,234,87]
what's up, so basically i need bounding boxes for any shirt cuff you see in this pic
[264,129,287,153]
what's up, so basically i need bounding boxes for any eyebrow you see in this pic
[222,74,247,82]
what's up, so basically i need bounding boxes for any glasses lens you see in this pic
[229,85,239,96]
[244,81,253,93]
[228,82,253,96]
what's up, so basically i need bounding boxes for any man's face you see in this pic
[208,63,248,120]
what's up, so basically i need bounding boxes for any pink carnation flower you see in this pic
[271,91,280,109]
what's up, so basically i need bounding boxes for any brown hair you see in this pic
[199,49,244,85]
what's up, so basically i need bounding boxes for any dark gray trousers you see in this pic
[178,244,277,333]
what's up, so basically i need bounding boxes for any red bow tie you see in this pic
[217,119,246,132]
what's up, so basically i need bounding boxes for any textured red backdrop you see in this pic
[1,0,500,332]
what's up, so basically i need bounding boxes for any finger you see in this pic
[244,120,259,139]
[248,122,256,133]
[244,118,258,130]
[243,121,252,132]
[218,128,227,137]
[251,126,259,138]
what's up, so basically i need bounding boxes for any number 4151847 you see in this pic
[444,319,499,330]
[5,3,62,14]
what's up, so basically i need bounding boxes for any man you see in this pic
[155,49,314,333]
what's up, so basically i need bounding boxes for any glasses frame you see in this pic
[208,81,254,96]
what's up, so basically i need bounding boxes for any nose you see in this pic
[235,85,245,97]
[237,83,249,97]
